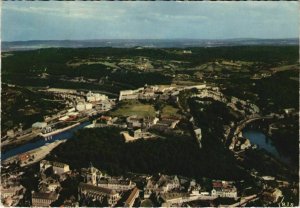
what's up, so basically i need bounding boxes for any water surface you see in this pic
[243,130,291,165]
[1,121,90,160]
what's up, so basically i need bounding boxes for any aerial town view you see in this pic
[1,1,299,207]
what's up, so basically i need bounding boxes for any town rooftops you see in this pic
[79,182,117,195]
[157,175,179,186]
[160,192,188,201]
[32,192,59,200]
[101,178,132,186]
[52,161,68,168]
[32,122,47,129]
[212,180,237,192]
[212,180,234,188]
[41,160,69,168]
[100,115,112,121]
[212,181,223,188]
[124,187,139,206]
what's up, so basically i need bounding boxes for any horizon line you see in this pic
[2,37,299,43]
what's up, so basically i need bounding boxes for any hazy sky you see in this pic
[2,1,299,41]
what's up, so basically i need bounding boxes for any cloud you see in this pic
[2,2,126,20]
[2,1,298,41]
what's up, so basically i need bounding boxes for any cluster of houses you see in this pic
[5,124,24,139]
[191,87,227,103]
[89,114,181,142]
[190,87,260,117]
[211,180,237,198]
[33,160,141,207]
[119,84,206,101]
[143,174,239,207]
[123,115,181,142]
[143,175,182,198]
[30,160,73,207]
[75,91,114,115]
[79,163,139,207]
[32,159,240,207]
[84,84,213,145]
[2,155,287,207]
[87,111,181,143]
[229,132,252,152]
[0,171,25,206]
[77,163,240,207]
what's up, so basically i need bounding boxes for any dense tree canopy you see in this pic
[49,127,248,180]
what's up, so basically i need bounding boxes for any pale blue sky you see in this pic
[2,1,299,41]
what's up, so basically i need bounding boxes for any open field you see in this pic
[109,100,156,117]
[161,105,181,118]
[270,64,298,73]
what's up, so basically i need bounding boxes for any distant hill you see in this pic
[2,38,298,51]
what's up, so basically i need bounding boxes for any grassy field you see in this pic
[161,105,181,118]
[109,100,156,117]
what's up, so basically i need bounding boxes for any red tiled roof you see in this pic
[212,182,223,188]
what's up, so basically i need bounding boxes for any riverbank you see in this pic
[243,118,299,166]
[1,121,91,161]
[2,131,40,150]
[2,140,66,167]
[242,130,292,165]
[241,148,297,181]
[2,116,90,153]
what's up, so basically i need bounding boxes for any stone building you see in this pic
[211,180,237,198]
[31,191,59,207]
[40,160,70,175]
[78,182,120,206]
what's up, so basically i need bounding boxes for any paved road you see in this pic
[220,194,258,207]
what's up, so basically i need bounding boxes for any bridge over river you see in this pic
[226,114,274,146]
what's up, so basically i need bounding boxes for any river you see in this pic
[242,130,291,165]
[1,121,90,161]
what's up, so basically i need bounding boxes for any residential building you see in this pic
[119,90,139,101]
[6,130,15,138]
[39,177,61,193]
[138,90,156,100]
[152,118,180,130]
[263,188,283,203]
[144,175,181,198]
[157,175,181,193]
[144,178,157,199]
[97,100,112,111]
[86,91,108,102]
[31,191,59,207]
[143,117,159,128]
[40,160,70,175]
[121,128,156,142]
[76,102,93,111]
[126,116,142,128]
[1,185,24,200]
[211,180,237,198]
[133,129,155,140]
[32,122,47,129]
